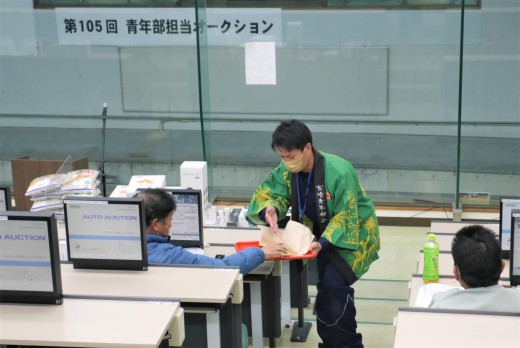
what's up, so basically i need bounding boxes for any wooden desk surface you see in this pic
[394,307,520,348]
[204,227,261,245]
[201,232,280,348]
[203,227,277,276]
[0,298,179,347]
[61,263,240,304]
[204,245,275,277]
[417,251,510,279]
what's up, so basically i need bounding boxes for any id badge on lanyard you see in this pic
[296,169,313,224]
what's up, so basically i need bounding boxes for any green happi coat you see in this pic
[247,149,380,282]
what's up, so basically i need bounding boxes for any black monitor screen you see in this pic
[166,189,204,248]
[0,185,12,211]
[63,196,148,270]
[510,210,520,286]
[499,196,520,259]
[0,211,63,304]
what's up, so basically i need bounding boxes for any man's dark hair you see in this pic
[271,119,313,151]
[451,225,502,288]
[137,188,176,227]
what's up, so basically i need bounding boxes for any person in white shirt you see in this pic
[428,225,520,312]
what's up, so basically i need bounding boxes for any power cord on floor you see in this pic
[315,293,355,327]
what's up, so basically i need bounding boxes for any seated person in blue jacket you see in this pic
[428,224,520,312]
[139,188,287,274]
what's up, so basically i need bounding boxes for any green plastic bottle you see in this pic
[423,233,439,283]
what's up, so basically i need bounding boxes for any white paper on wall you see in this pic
[245,41,277,85]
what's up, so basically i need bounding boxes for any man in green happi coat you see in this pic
[247,119,380,348]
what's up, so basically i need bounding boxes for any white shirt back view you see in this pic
[428,285,520,312]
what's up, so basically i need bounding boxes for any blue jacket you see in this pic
[146,234,265,274]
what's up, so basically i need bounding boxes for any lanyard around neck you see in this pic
[296,169,313,223]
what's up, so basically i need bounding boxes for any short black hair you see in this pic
[271,119,313,152]
[136,188,176,227]
[451,225,502,288]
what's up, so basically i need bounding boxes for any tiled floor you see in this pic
[249,225,429,348]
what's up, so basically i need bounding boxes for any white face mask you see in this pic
[158,221,172,237]
[284,147,309,173]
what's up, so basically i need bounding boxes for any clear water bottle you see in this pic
[423,233,439,283]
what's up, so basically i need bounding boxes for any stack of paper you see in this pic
[126,175,166,196]
[259,220,314,256]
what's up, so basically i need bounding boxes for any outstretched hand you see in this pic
[310,241,322,254]
[261,243,287,260]
[265,205,279,232]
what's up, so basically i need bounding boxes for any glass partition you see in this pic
[1,0,518,212]
[458,0,520,208]
[201,0,518,209]
[0,0,207,197]
[202,1,469,205]
[194,0,213,198]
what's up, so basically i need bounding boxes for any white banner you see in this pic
[55,8,281,46]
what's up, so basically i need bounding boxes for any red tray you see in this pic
[234,241,316,260]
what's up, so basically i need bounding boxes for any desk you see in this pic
[430,220,499,234]
[376,209,499,221]
[394,307,520,347]
[289,259,313,342]
[0,298,181,347]
[417,250,510,278]
[60,263,242,348]
[205,226,313,343]
[408,274,511,307]
[205,225,289,325]
[204,242,280,348]
[204,226,261,244]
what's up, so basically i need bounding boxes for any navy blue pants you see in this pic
[314,252,363,348]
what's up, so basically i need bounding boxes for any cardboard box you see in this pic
[109,185,129,198]
[180,161,209,222]
[126,175,166,196]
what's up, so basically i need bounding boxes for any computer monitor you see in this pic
[63,196,148,271]
[163,188,204,248]
[499,196,520,259]
[0,185,12,211]
[0,211,63,304]
[509,209,520,286]
[136,188,204,248]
